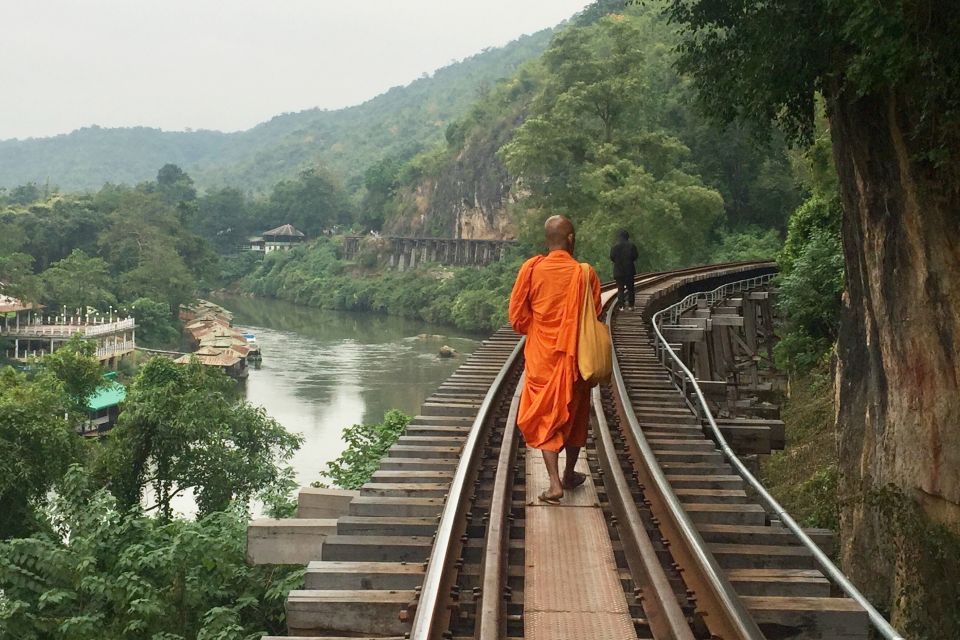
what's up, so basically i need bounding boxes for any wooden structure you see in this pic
[341,236,516,270]
[177,300,255,379]
[248,224,306,253]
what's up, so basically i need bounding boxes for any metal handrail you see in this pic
[651,276,906,640]
[409,338,525,640]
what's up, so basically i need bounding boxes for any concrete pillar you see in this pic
[297,487,359,519]
[246,518,338,565]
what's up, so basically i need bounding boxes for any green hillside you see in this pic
[0,29,554,193]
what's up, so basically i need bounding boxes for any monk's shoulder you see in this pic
[517,254,546,275]
[521,255,545,268]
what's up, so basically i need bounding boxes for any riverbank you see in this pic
[210,294,479,489]
[238,238,522,334]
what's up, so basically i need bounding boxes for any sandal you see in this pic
[538,491,562,505]
[562,471,587,490]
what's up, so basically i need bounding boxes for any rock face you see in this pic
[828,80,960,617]
[385,119,521,240]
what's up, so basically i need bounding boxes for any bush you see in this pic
[244,239,524,334]
[775,193,844,374]
[711,227,782,262]
[317,410,411,490]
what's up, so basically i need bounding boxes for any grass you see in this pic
[760,367,840,531]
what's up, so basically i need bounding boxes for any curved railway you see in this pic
[271,261,903,640]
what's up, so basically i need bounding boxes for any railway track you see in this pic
[270,261,902,640]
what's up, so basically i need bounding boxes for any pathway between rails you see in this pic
[524,444,636,640]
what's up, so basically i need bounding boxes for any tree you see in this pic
[359,156,403,231]
[0,466,300,639]
[499,13,725,273]
[0,253,39,304]
[265,167,351,236]
[663,0,960,627]
[193,187,255,252]
[0,367,83,538]
[38,249,115,313]
[126,297,180,348]
[38,336,104,416]
[97,191,199,315]
[98,358,302,519]
[155,163,197,205]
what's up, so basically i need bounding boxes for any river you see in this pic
[210,295,480,489]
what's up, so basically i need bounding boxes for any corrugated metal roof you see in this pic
[87,381,126,411]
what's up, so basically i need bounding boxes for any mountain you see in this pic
[0,29,554,193]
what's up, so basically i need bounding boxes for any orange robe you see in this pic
[508,249,601,452]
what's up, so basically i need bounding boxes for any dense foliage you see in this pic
[662,0,960,164]
[0,169,217,348]
[0,468,299,640]
[245,239,521,333]
[378,7,799,274]
[0,344,304,639]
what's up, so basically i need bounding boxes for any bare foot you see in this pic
[562,471,587,490]
[538,490,563,504]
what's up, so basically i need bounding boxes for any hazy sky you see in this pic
[0,0,593,141]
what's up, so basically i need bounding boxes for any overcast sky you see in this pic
[0,0,593,141]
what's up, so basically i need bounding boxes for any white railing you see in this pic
[95,341,136,360]
[651,275,905,640]
[1,317,135,337]
[84,318,135,337]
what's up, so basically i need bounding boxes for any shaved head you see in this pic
[544,215,575,253]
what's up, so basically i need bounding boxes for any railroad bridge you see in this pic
[248,261,903,640]
[341,236,517,270]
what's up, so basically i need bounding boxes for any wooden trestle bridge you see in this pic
[252,261,904,640]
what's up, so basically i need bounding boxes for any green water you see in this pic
[210,295,480,486]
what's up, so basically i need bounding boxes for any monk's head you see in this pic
[544,215,575,253]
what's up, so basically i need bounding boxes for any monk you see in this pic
[508,215,601,503]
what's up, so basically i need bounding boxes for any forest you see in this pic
[2,0,958,637]
[0,29,555,194]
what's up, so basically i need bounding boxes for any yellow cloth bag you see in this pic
[577,263,612,386]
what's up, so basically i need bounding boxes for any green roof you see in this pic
[87,382,126,412]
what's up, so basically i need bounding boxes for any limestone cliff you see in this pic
[384,103,524,240]
[829,78,960,627]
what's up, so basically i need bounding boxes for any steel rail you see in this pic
[591,384,696,639]
[476,374,524,640]
[608,265,766,640]
[651,275,907,640]
[410,262,773,639]
[592,270,698,639]
[409,338,525,639]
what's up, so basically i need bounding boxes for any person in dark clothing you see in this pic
[609,229,638,310]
